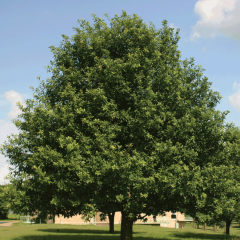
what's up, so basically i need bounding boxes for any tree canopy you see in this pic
[0,11,231,240]
[184,126,240,235]
[0,185,9,219]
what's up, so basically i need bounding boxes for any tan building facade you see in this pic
[55,211,186,228]
[55,212,122,225]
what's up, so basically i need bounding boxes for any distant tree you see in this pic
[0,11,229,240]
[0,185,9,219]
[0,183,30,219]
[183,126,240,235]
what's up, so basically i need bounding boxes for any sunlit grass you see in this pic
[0,219,20,222]
[0,221,240,240]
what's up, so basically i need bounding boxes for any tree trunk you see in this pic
[121,212,134,240]
[214,223,217,232]
[108,211,115,234]
[226,220,232,235]
[204,223,207,231]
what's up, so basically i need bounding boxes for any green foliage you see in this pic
[0,183,30,216]
[184,126,240,235]
[0,10,230,239]
[0,207,8,219]
[0,185,10,219]
[7,213,21,220]
[0,184,23,220]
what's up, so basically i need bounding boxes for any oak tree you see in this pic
[1,11,229,240]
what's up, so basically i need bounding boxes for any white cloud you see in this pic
[229,90,240,111]
[229,81,240,111]
[2,90,26,119]
[191,0,240,43]
[0,90,25,185]
[0,163,10,185]
[0,120,19,185]
[0,120,19,145]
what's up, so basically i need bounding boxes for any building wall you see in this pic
[55,211,185,228]
[134,212,185,228]
[55,214,94,225]
[95,212,122,224]
[55,212,122,225]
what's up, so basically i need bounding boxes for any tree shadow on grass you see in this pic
[11,235,237,240]
[11,234,165,240]
[12,234,118,240]
[37,228,121,235]
[172,232,232,239]
[10,226,235,240]
[10,232,234,240]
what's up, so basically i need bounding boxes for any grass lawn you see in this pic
[1,222,240,240]
[0,219,20,222]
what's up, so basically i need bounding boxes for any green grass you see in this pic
[0,222,240,240]
[0,219,20,222]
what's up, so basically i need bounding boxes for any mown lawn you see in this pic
[1,221,240,240]
[0,219,20,222]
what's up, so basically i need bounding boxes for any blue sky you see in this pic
[1,0,240,184]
